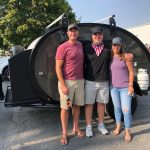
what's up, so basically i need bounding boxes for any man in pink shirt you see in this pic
[55,24,85,145]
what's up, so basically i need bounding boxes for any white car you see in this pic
[0,56,10,80]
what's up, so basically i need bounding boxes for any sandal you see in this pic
[113,128,121,136]
[72,129,85,138]
[125,131,132,142]
[60,136,68,146]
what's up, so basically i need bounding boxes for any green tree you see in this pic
[0,0,77,49]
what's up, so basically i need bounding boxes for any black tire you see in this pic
[3,67,9,81]
[106,95,138,120]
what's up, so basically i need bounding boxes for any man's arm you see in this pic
[55,59,69,95]
[125,53,134,95]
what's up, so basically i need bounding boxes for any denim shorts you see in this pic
[85,80,109,104]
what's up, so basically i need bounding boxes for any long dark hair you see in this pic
[111,45,125,60]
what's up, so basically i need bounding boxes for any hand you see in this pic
[128,86,134,96]
[125,53,133,60]
[61,85,69,95]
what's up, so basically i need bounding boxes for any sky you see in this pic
[67,0,150,28]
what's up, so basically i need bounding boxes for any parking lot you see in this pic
[0,81,150,150]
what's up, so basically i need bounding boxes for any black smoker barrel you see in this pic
[5,23,150,109]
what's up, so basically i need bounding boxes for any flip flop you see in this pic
[60,136,68,146]
[113,129,121,136]
[125,132,132,142]
[72,130,85,138]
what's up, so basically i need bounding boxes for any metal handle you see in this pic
[38,72,44,76]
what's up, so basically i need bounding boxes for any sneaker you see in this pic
[86,126,93,137]
[98,124,109,135]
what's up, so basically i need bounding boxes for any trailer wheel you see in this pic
[3,67,9,81]
[106,95,138,120]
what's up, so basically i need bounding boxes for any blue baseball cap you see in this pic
[112,37,123,45]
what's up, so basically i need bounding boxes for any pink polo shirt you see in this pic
[56,41,84,80]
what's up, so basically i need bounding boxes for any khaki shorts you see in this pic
[58,80,84,110]
[85,80,109,104]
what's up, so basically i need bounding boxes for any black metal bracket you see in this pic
[109,15,116,36]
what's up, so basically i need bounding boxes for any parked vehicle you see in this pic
[0,56,10,80]
[4,14,150,120]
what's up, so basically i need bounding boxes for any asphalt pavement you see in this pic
[0,82,150,150]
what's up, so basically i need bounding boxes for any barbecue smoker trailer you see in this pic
[4,14,150,119]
